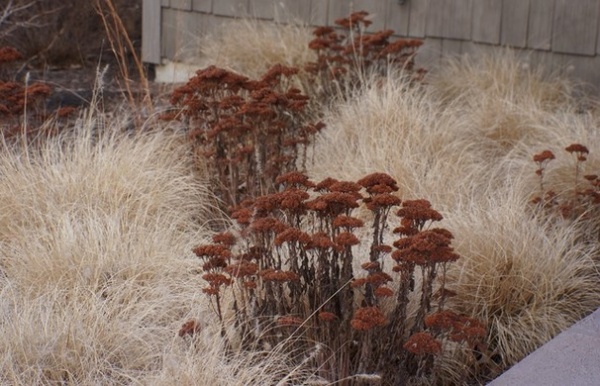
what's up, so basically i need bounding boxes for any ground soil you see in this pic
[1,0,168,113]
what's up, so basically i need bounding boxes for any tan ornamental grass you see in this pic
[0,113,304,384]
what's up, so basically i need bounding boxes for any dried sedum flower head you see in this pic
[274,228,312,246]
[277,315,304,327]
[202,273,233,287]
[424,310,460,331]
[374,286,394,297]
[533,150,555,163]
[565,143,590,161]
[212,232,237,246]
[335,232,361,247]
[357,172,399,194]
[224,261,259,278]
[318,311,338,322]
[361,261,381,271]
[250,217,287,234]
[403,332,442,355]
[396,199,443,229]
[308,232,336,250]
[275,171,315,188]
[306,192,360,215]
[365,193,402,210]
[565,143,589,155]
[392,228,459,265]
[333,215,365,229]
[260,269,300,282]
[0,46,23,64]
[315,177,339,191]
[178,319,202,337]
[329,181,362,194]
[193,244,232,259]
[351,306,388,330]
[278,188,310,212]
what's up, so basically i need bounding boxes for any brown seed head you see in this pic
[318,312,338,322]
[357,173,399,193]
[277,315,304,327]
[403,332,442,355]
[260,269,300,282]
[224,261,258,278]
[533,150,555,163]
[374,286,394,297]
[565,143,589,155]
[178,319,202,337]
[275,228,312,246]
[335,232,361,247]
[275,171,315,188]
[193,244,232,259]
[351,306,388,331]
[333,215,365,229]
[212,232,237,246]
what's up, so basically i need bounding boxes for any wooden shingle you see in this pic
[408,0,429,37]
[426,0,444,37]
[161,8,213,61]
[328,0,350,26]
[426,0,472,40]
[472,0,501,44]
[309,0,329,26]
[553,0,599,55]
[528,0,553,50]
[192,0,212,13]
[415,37,442,67]
[249,0,275,19]
[442,0,472,40]
[161,8,177,59]
[441,38,463,57]
[386,0,410,36]
[501,0,530,47]
[142,0,161,63]
[213,0,248,17]
[170,0,192,11]
[274,0,311,23]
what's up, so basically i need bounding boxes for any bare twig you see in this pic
[94,0,153,126]
[0,0,57,40]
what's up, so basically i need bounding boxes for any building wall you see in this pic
[142,0,600,89]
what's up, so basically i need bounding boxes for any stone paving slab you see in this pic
[489,308,600,385]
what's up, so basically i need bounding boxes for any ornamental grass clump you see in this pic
[191,171,485,384]
[168,65,325,208]
[199,18,316,80]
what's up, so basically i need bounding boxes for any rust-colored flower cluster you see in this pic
[350,306,388,330]
[178,319,202,337]
[392,228,459,266]
[531,144,600,222]
[0,80,51,117]
[305,11,425,102]
[403,331,442,356]
[424,310,487,348]
[0,46,78,140]
[0,46,23,64]
[167,64,325,207]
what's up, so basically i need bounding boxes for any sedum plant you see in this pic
[191,172,485,385]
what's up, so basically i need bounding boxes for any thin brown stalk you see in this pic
[94,0,153,124]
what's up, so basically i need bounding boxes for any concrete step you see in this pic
[489,308,600,385]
